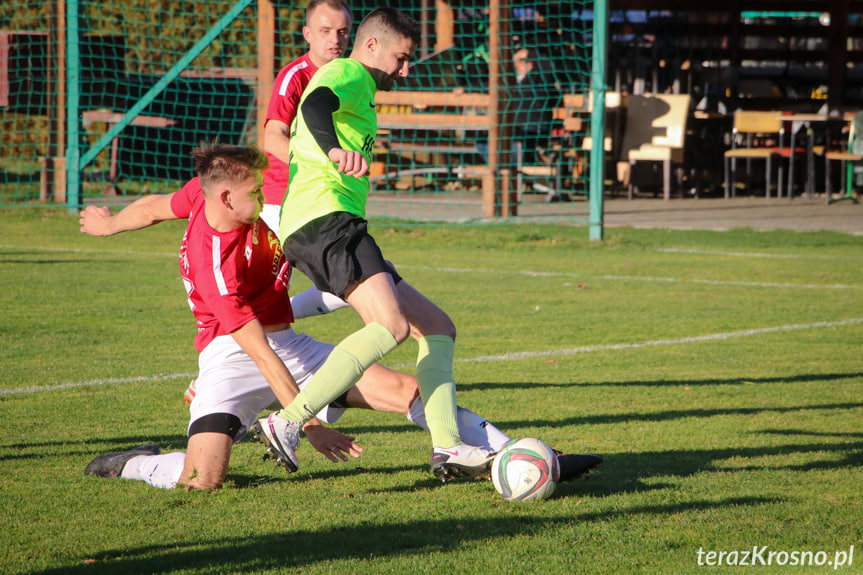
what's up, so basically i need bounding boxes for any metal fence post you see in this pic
[65,0,80,212]
[589,0,607,241]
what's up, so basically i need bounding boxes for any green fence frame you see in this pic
[3,0,607,238]
[589,0,607,240]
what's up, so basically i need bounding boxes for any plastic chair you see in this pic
[621,94,691,200]
[723,111,784,199]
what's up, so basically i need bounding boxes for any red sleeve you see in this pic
[170,178,202,218]
[266,57,314,126]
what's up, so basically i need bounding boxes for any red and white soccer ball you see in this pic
[492,437,560,501]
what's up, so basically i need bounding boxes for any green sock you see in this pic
[416,335,462,448]
[278,323,398,424]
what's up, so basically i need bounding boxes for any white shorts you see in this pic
[188,328,342,439]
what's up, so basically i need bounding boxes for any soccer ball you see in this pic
[492,437,560,501]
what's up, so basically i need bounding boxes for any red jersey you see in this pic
[263,53,318,206]
[170,178,294,352]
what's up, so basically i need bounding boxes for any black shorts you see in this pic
[282,212,402,299]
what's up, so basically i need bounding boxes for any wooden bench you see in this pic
[376,90,491,131]
[372,90,498,216]
[81,108,177,195]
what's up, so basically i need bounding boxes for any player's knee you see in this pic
[378,373,419,415]
[403,384,421,414]
[188,412,243,439]
[392,371,421,409]
[430,312,456,340]
[384,317,411,343]
[182,413,239,490]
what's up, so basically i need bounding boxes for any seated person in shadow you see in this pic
[508,47,561,167]
[469,47,560,166]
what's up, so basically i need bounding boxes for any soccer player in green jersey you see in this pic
[255,7,498,481]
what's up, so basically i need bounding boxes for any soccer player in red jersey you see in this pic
[79,143,523,489]
[261,0,352,229]
[261,0,353,319]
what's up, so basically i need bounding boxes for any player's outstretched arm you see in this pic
[79,194,178,237]
[230,318,363,462]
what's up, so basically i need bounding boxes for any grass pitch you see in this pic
[1,209,861,574]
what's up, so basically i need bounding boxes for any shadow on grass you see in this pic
[486,401,863,430]
[28,496,778,575]
[464,371,863,391]
[551,438,863,500]
[229,434,862,499]
[0,257,95,265]
[330,400,863,437]
[0,434,188,463]
[759,428,863,439]
[6,403,861,485]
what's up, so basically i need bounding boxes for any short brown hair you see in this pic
[191,142,268,193]
[355,7,420,48]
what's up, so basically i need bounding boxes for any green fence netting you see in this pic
[0,0,605,233]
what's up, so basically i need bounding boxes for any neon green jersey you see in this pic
[280,58,377,240]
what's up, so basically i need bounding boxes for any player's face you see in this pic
[303,5,352,67]
[367,35,415,92]
[228,172,264,224]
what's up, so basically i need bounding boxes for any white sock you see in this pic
[290,287,350,319]
[120,452,186,490]
[407,397,510,451]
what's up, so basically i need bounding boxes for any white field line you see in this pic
[3,245,859,290]
[397,265,863,291]
[656,248,847,260]
[453,318,863,364]
[0,244,178,258]
[4,244,854,261]
[4,318,862,397]
[1,373,197,397]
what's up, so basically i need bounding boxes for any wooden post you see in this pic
[39,157,50,203]
[257,0,275,149]
[434,0,454,52]
[419,0,429,58]
[53,157,67,204]
[500,168,511,217]
[43,0,67,203]
[54,0,66,159]
[481,170,495,218]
